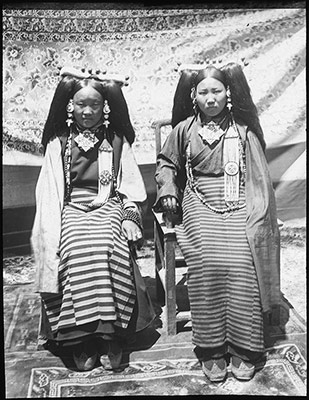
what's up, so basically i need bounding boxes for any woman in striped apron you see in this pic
[31,67,155,372]
[154,62,280,382]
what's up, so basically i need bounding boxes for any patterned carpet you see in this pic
[26,343,306,397]
[3,255,307,397]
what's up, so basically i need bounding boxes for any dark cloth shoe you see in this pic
[231,356,255,381]
[73,340,97,371]
[202,358,227,382]
[99,340,123,371]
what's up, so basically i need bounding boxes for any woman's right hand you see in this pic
[160,196,179,213]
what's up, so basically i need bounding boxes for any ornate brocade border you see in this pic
[3,8,262,42]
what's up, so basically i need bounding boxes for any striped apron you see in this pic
[176,174,264,353]
[41,187,136,340]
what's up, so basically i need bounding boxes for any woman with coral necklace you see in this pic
[31,67,155,372]
[154,62,280,382]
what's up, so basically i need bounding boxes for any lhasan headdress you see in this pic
[60,66,130,204]
[176,58,249,209]
[59,66,130,87]
[175,57,249,73]
[61,65,130,151]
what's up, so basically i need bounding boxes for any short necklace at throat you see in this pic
[198,117,226,145]
[74,124,101,152]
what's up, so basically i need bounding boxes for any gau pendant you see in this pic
[74,130,99,152]
[198,121,225,145]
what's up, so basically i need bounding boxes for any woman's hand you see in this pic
[161,195,179,213]
[121,220,142,242]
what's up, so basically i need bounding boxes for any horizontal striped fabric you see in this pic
[41,188,136,337]
[175,175,264,352]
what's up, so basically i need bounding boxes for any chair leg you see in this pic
[164,234,176,335]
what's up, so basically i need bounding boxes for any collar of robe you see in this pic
[197,109,230,146]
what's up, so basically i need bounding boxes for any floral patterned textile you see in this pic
[26,344,307,397]
[2,7,306,163]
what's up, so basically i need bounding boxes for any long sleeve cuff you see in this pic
[153,182,180,212]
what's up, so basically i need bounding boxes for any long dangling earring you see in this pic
[226,86,232,112]
[192,97,198,115]
[66,99,74,127]
[102,99,111,129]
[191,87,198,116]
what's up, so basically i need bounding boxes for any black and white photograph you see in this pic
[3,1,306,397]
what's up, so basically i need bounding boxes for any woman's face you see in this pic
[195,77,227,118]
[73,86,103,129]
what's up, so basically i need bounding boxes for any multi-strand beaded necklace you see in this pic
[63,125,120,206]
[185,119,246,214]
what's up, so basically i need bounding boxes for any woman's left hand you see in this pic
[121,220,142,242]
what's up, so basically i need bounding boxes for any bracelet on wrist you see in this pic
[121,207,143,231]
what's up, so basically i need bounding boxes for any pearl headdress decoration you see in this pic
[59,66,130,87]
[175,57,249,73]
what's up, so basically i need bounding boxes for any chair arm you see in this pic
[164,211,174,229]
[151,119,172,156]
[153,210,176,234]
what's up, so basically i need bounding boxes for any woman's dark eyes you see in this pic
[199,90,221,95]
[76,103,100,107]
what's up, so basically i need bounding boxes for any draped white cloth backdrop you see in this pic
[2,6,306,222]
